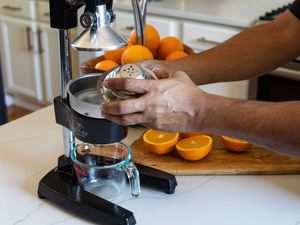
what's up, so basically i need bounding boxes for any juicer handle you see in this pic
[124,162,141,197]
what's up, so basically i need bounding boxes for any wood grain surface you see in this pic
[131,135,300,175]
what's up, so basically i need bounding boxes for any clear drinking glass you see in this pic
[70,142,141,201]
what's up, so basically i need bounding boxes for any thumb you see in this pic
[103,77,157,94]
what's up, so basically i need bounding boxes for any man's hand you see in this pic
[100,71,207,132]
[138,60,178,79]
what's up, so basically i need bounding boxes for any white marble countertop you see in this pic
[1,105,300,225]
[114,0,292,28]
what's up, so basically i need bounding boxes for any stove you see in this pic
[250,2,300,102]
[258,3,292,21]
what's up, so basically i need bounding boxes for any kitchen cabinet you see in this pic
[182,21,249,99]
[182,21,241,52]
[0,15,43,103]
[38,22,61,103]
[0,0,78,109]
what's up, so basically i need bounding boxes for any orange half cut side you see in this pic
[143,129,179,155]
[176,135,213,161]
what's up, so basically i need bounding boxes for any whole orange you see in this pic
[143,129,179,155]
[121,45,153,64]
[157,36,184,60]
[176,135,212,161]
[165,51,188,61]
[95,60,119,71]
[130,24,160,55]
[104,41,132,64]
[221,136,253,152]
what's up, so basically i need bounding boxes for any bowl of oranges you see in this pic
[80,24,195,74]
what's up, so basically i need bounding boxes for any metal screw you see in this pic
[80,12,95,28]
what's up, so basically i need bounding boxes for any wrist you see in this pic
[194,92,233,133]
[190,91,214,132]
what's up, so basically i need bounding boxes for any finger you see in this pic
[103,77,157,94]
[172,71,195,84]
[101,98,145,115]
[151,70,172,79]
[102,112,145,126]
[138,60,172,79]
[138,59,157,70]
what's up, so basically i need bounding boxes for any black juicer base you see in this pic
[37,155,177,225]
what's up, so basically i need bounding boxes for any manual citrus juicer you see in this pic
[37,0,177,225]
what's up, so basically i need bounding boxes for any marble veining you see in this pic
[12,201,48,225]
[1,106,300,225]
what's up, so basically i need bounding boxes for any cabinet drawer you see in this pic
[0,0,36,19]
[37,1,50,23]
[112,10,180,39]
[183,21,242,52]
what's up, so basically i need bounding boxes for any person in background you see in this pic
[101,1,300,156]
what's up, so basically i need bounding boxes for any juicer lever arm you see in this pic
[135,163,177,194]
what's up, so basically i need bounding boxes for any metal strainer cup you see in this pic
[97,64,157,102]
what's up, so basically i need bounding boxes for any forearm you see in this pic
[198,95,300,156]
[168,11,300,85]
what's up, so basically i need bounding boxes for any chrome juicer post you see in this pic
[59,29,75,157]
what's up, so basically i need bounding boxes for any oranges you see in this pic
[93,24,190,70]
[143,129,179,155]
[142,129,213,161]
[142,129,254,161]
[157,36,184,60]
[94,60,119,71]
[165,51,188,61]
[103,42,132,64]
[176,135,213,161]
[130,24,160,55]
[121,45,153,64]
[221,136,253,152]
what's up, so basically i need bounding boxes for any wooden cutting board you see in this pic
[131,135,300,175]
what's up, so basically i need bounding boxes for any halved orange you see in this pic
[143,129,179,155]
[181,132,212,138]
[176,135,212,161]
[221,136,252,152]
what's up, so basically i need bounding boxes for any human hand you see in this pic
[138,60,178,79]
[100,70,208,132]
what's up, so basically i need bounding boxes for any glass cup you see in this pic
[70,142,141,201]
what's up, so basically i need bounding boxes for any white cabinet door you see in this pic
[183,21,242,53]
[0,15,43,101]
[38,22,60,103]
